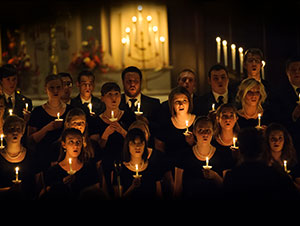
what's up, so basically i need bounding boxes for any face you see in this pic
[177,72,196,95]
[61,76,73,101]
[129,137,145,158]
[244,86,260,107]
[123,72,141,98]
[5,122,24,144]
[244,53,262,78]
[287,61,300,87]
[217,107,237,130]
[77,75,94,99]
[67,116,86,134]
[45,79,63,100]
[101,90,121,110]
[194,123,213,144]
[209,69,229,94]
[62,134,83,158]
[173,93,189,115]
[269,130,284,153]
[1,75,17,95]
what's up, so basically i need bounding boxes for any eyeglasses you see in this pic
[63,81,73,88]
[70,121,86,127]
[246,58,261,64]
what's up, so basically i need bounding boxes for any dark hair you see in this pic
[58,128,88,163]
[263,123,297,167]
[44,74,63,87]
[77,70,95,83]
[244,48,264,62]
[193,116,214,132]
[101,82,121,96]
[285,56,300,72]
[3,115,26,135]
[238,127,264,162]
[0,64,17,80]
[121,66,143,81]
[168,86,193,116]
[58,72,73,83]
[208,64,228,78]
[123,128,148,162]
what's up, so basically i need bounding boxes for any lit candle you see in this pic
[261,60,266,80]
[135,164,139,177]
[121,38,127,67]
[212,103,215,111]
[183,120,190,136]
[203,156,212,170]
[153,26,158,56]
[146,15,152,46]
[88,103,93,114]
[111,110,114,119]
[239,47,244,74]
[233,137,237,148]
[15,167,19,181]
[55,112,63,121]
[132,16,137,45]
[160,36,166,66]
[125,27,131,56]
[9,109,13,116]
[69,158,72,172]
[216,37,221,63]
[0,134,4,148]
[137,102,141,112]
[298,93,300,104]
[222,40,228,67]
[206,157,209,167]
[231,44,236,70]
[25,103,28,111]
[258,113,261,128]
[137,5,143,32]
[110,110,118,122]
[283,160,290,173]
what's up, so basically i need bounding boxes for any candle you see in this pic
[231,44,236,70]
[283,160,290,173]
[146,15,152,46]
[258,113,261,127]
[137,102,141,112]
[183,120,190,136]
[0,134,4,148]
[121,38,127,67]
[203,156,212,170]
[55,112,63,121]
[206,157,209,167]
[111,110,114,119]
[69,158,73,171]
[212,103,215,111]
[110,110,118,122]
[137,5,143,32]
[233,137,237,148]
[222,40,228,67]
[153,26,158,56]
[261,60,266,80]
[9,109,13,116]
[160,36,166,66]
[25,103,28,111]
[239,47,244,74]
[125,27,131,56]
[88,103,93,114]
[216,37,221,63]
[15,167,19,181]
[132,16,137,45]
[135,164,139,177]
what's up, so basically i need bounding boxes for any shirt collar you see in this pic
[125,93,141,107]
[80,96,92,104]
[3,91,15,101]
[212,90,228,103]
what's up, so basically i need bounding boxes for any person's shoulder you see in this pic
[141,94,161,105]
[16,92,32,102]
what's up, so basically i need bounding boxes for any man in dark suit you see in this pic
[70,70,105,117]
[270,56,300,160]
[197,64,237,116]
[119,66,161,143]
[0,64,33,120]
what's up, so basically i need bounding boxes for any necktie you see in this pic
[218,96,224,105]
[7,96,13,109]
[129,99,137,112]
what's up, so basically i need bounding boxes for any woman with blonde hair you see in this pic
[235,77,269,129]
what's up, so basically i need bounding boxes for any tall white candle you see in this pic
[0,134,4,148]
[135,164,139,176]
[125,27,131,56]
[153,26,158,56]
[222,40,228,67]
[121,38,127,67]
[231,44,236,70]
[15,167,19,181]
[216,37,221,63]
[160,36,166,66]
[132,16,137,46]
[261,60,266,80]
[25,103,28,111]
[258,113,262,127]
[88,103,93,114]
[239,47,244,74]
[146,15,152,46]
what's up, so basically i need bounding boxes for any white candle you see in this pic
[125,27,131,56]
[137,102,141,112]
[212,103,215,111]
[146,15,152,46]
[15,167,19,181]
[160,36,166,66]
[9,109,13,116]
[283,160,288,172]
[239,47,244,74]
[261,60,266,80]
[153,26,158,56]
[222,40,228,67]
[132,16,137,45]
[233,137,237,148]
[0,134,4,148]
[69,158,73,172]
[216,37,221,63]
[111,110,114,119]
[57,112,60,120]
[25,103,28,111]
[258,113,261,127]
[231,44,236,70]
[135,164,139,176]
[183,120,189,135]
[121,38,127,67]
[137,5,143,32]
[206,157,209,167]
[88,103,93,114]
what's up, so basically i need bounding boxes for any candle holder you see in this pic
[133,174,142,179]
[183,128,191,136]
[134,110,143,116]
[202,165,212,170]
[67,169,76,175]
[109,117,118,122]
[55,113,63,122]
[12,179,22,184]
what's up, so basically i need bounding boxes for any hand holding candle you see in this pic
[203,156,212,170]
[134,102,143,115]
[230,136,239,150]
[12,166,22,184]
[55,112,63,121]
[133,164,142,178]
[109,110,118,122]
[68,158,76,175]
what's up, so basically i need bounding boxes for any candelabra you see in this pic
[49,25,58,74]
[121,5,167,69]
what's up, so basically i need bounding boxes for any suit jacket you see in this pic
[70,94,105,116]
[4,91,33,119]
[196,88,237,116]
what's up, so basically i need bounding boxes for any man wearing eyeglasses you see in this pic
[58,72,73,105]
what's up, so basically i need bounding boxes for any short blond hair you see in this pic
[236,78,267,112]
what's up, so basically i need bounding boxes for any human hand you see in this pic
[184,131,195,146]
